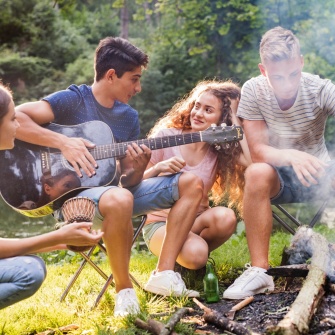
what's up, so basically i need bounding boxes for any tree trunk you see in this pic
[120,2,129,39]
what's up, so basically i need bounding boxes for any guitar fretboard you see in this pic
[90,132,202,160]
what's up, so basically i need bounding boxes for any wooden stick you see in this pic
[266,263,310,277]
[193,298,260,335]
[159,307,189,335]
[134,318,178,335]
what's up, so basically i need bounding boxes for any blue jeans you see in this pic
[0,255,46,309]
[271,160,335,204]
[55,173,181,229]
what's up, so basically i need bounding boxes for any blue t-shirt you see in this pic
[43,84,140,142]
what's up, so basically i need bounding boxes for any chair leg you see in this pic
[60,245,98,301]
[275,205,302,227]
[61,215,147,307]
[92,215,147,308]
[309,199,328,228]
[92,274,114,309]
[79,250,110,281]
[272,211,296,235]
[273,200,330,235]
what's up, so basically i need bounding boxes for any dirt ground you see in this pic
[182,277,335,334]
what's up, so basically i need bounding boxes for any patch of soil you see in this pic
[182,277,335,334]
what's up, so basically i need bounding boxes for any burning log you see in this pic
[193,298,260,335]
[266,264,309,277]
[267,226,329,335]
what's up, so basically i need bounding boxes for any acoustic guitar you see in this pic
[0,120,243,217]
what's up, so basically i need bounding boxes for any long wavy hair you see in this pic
[148,79,246,216]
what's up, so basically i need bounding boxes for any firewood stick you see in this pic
[159,307,191,335]
[150,319,178,335]
[193,298,260,335]
[267,226,328,335]
[134,318,178,335]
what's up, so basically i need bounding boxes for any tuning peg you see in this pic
[214,144,221,151]
[210,124,217,130]
[235,142,239,147]
[225,143,230,148]
[220,123,227,129]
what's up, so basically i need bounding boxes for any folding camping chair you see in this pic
[272,199,330,235]
[60,214,147,309]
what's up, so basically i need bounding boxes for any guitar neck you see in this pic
[90,132,202,160]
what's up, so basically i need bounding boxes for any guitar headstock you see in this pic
[201,123,243,147]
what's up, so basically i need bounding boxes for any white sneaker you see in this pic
[144,270,200,298]
[223,264,274,299]
[114,288,140,317]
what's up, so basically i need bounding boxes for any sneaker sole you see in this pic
[114,308,140,318]
[144,284,199,298]
[223,285,274,300]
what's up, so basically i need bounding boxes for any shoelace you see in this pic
[234,264,258,284]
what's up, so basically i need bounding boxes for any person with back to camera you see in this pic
[141,80,251,282]
[223,26,335,300]
[0,83,104,310]
[15,36,204,316]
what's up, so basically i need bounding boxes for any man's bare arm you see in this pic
[244,119,327,186]
[119,143,151,187]
[16,101,97,177]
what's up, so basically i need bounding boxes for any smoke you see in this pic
[286,226,335,283]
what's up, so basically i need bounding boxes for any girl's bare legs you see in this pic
[149,206,237,270]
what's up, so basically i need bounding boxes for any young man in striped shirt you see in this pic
[223,26,335,299]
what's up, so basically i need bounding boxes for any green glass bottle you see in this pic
[203,263,220,303]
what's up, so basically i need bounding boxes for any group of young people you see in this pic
[1,25,335,317]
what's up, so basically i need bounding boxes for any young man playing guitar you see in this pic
[15,36,203,317]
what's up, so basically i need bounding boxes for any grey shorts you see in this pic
[54,173,181,229]
[271,160,335,204]
[142,221,166,247]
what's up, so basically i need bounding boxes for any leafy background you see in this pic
[1,0,335,147]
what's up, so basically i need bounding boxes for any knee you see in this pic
[221,208,237,234]
[100,188,133,212]
[180,239,209,270]
[18,256,46,297]
[244,163,277,193]
[179,172,203,198]
[213,208,237,237]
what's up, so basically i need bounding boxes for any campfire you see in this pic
[133,226,335,335]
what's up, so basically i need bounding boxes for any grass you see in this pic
[2,218,334,335]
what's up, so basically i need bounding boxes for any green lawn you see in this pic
[0,221,299,335]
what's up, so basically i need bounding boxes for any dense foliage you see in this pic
[1,0,335,143]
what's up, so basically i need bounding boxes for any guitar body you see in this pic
[0,121,117,217]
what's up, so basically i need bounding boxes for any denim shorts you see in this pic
[55,173,181,229]
[271,160,335,204]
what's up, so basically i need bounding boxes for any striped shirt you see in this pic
[237,72,335,162]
